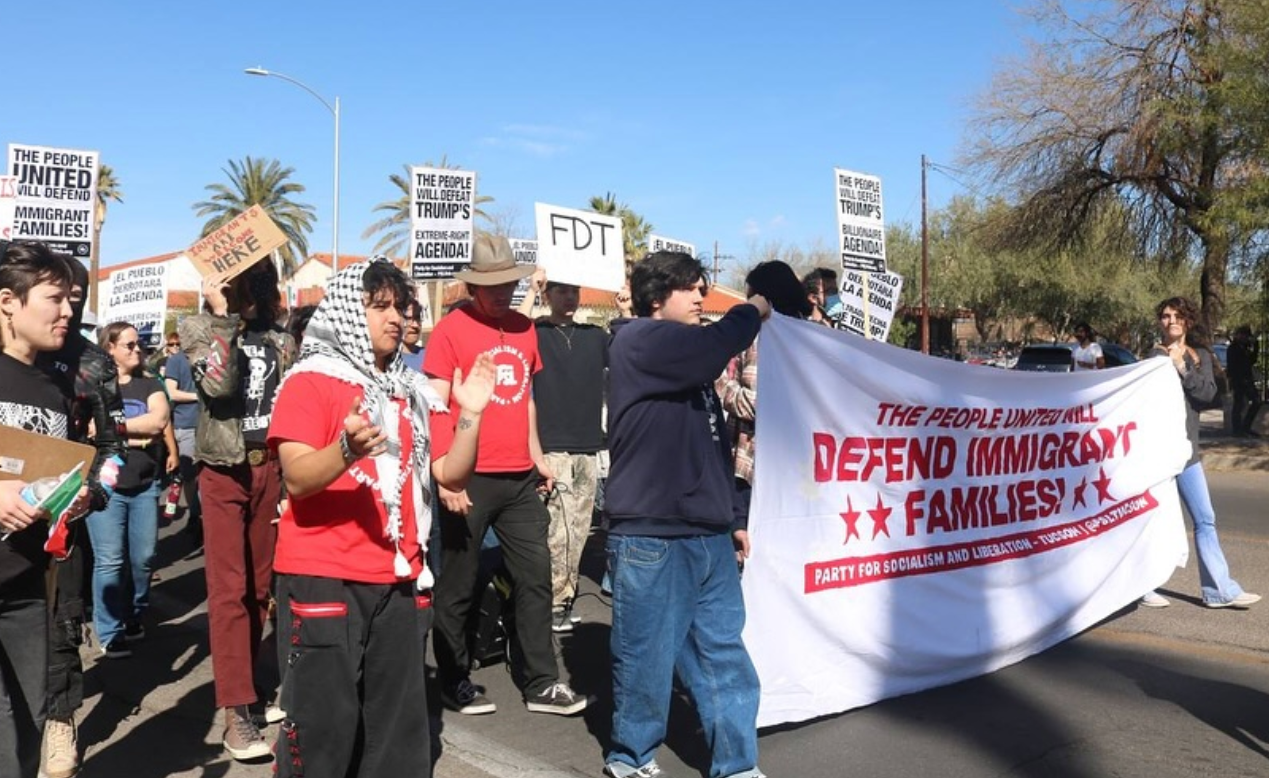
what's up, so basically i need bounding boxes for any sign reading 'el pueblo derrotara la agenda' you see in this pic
[410,166,476,281]
[835,269,905,341]
[186,205,288,283]
[509,238,538,307]
[834,167,886,273]
[6,144,99,259]
[534,203,625,292]
[648,235,696,257]
[103,262,170,349]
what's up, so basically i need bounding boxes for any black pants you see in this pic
[432,471,557,696]
[48,524,87,720]
[1232,385,1262,434]
[1,567,48,778]
[275,574,432,778]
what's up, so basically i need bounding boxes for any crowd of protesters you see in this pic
[0,236,1262,778]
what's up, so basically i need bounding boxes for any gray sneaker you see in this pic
[223,705,271,761]
[552,606,574,633]
[525,681,588,715]
[604,760,667,778]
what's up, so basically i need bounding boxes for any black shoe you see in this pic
[100,637,132,659]
[525,682,588,715]
[124,620,145,641]
[442,678,496,715]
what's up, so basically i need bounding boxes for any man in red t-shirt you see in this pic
[268,259,495,777]
[424,234,588,717]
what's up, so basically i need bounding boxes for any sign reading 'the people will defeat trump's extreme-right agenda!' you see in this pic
[411,166,477,281]
[834,167,886,273]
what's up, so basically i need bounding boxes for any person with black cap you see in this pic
[424,233,588,717]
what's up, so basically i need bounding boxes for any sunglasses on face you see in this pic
[119,341,140,351]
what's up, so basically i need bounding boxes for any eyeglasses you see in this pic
[166,342,180,349]
[119,341,140,351]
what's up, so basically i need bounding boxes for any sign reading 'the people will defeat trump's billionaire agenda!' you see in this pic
[833,167,886,273]
[742,316,1192,727]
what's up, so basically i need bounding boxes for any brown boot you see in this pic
[42,715,79,778]
[223,705,271,761]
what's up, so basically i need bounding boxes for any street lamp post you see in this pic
[244,67,340,273]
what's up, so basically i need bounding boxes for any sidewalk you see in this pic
[1197,408,1269,471]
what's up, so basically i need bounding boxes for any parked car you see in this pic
[1013,342,1138,372]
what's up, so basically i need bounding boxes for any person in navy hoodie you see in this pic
[603,251,770,778]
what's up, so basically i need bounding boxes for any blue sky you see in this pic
[6,1,1027,274]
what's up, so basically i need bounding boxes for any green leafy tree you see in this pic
[967,0,1269,333]
[587,192,653,265]
[361,156,495,260]
[89,164,124,314]
[193,156,316,275]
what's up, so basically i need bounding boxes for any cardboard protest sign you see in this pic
[829,269,905,340]
[5,144,99,259]
[648,234,696,257]
[410,166,477,281]
[102,262,170,348]
[509,238,539,307]
[534,203,625,292]
[0,176,16,241]
[186,205,287,282]
[0,426,95,484]
[834,167,886,273]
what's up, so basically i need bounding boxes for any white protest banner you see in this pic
[411,166,476,281]
[0,176,16,241]
[743,317,1192,727]
[103,263,170,349]
[6,144,99,259]
[534,203,625,292]
[834,167,885,273]
[509,238,539,307]
[830,268,904,340]
[648,234,696,257]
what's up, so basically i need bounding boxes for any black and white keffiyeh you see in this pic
[278,255,444,589]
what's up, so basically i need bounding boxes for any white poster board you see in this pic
[744,316,1191,727]
[6,144,100,259]
[509,238,539,307]
[648,234,696,257]
[102,263,170,349]
[834,167,886,273]
[410,166,477,281]
[534,203,625,292]
[831,269,904,340]
[0,176,16,242]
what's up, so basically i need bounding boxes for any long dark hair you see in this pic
[99,321,147,377]
[746,261,812,318]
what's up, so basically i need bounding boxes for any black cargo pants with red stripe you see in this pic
[274,573,433,778]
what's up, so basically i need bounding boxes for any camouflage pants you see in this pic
[543,452,598,608]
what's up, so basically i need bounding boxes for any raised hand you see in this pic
[342,396,387,460]
[452,352,496,415]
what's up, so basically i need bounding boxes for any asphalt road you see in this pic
[71,465,1269,778]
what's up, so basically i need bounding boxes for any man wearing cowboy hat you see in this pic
[423,233,588,717]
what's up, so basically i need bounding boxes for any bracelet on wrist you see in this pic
[339,430,358,464]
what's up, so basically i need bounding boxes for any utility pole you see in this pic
[921,154,930,355]
[710,240,735,283]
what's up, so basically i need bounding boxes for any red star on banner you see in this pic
[840,497,861,545]
[868,495,892,539]
[1072,477,1088,509]
[1092,466,1114,505]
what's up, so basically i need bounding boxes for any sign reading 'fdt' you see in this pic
[533,202,625,292]
[186,205,288,282]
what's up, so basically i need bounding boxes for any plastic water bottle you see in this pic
[19,477,60,507]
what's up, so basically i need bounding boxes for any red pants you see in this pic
[200,460,279,708]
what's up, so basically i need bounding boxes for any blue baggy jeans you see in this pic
[86,481,159,646]
[606,531,762,778]
[1176,462,1246,604]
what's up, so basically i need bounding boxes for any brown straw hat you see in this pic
[455,234,536,286]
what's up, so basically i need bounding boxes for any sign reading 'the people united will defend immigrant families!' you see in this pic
[411,166,477,281]
[834,167,886,273]
[6,144,100,259]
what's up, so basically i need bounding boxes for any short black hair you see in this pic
[0,241,74,302]
[630,251,707,318]
[232,259,283,324]
[802,267,839,295]
[363,260,414,314]
[287,304,319,348]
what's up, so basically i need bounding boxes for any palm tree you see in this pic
[192,157,316,276]
[361,157,494,260]
[587,191,653,266]
[89,164,124,314]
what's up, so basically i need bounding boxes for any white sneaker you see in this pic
[1205,591,1261,609]
[42,715,79,778]
[1139,591,1171,608]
